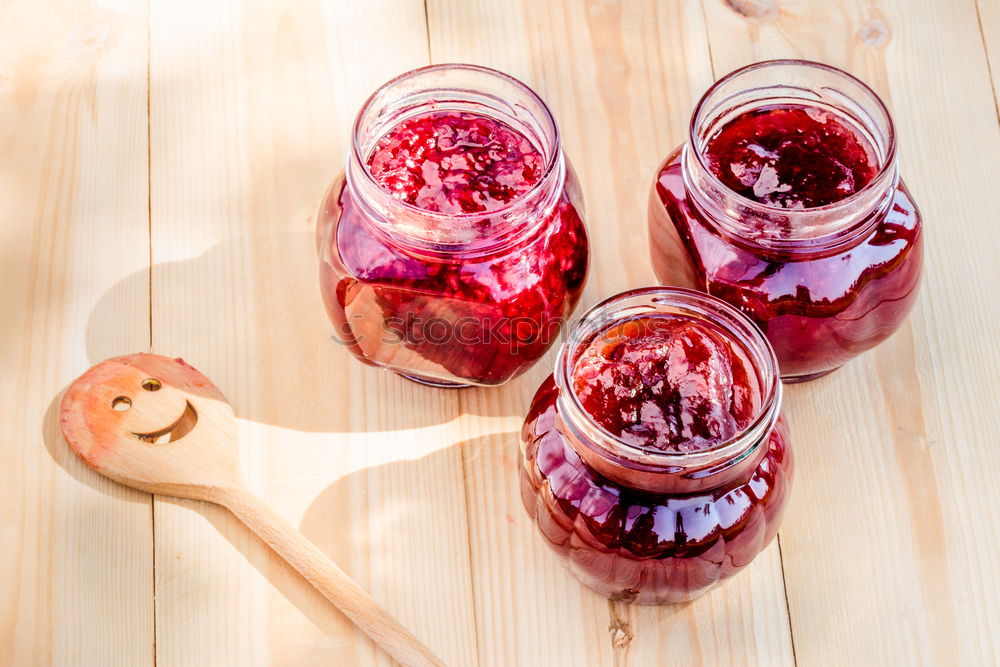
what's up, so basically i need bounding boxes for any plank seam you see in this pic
[776,534,799,667]
[696,3,797,663]
[974,0,1000,125]
[423,0,434,63]
[146,0,154,353]
[146,1,157,664]
[150,498,157,667]
[457,429,484,667]
[699,0,718,80]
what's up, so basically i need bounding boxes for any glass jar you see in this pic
[318,64,589,387]
[649,60,923,382]
[520,288,793,604]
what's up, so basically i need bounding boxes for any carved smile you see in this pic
[132,401,198,444]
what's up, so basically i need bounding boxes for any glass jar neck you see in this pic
[345,63,565,256]
[553,288,782,495]
[683,59,899,256]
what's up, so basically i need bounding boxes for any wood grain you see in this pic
[0,0,153,665]
[699,0,1000,663]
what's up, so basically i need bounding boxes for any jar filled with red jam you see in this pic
[317,64,589,387]
[649,60,922,382]
[520,288,792,604]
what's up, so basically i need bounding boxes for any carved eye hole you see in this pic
[112,396,132,411]
[141,378,162,392]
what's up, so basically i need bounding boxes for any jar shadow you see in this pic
[84,231,530,433]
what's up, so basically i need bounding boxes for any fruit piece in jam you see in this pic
[571,315,761,453]
[367,111,544,215]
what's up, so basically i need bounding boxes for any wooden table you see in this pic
[4,0,999,664]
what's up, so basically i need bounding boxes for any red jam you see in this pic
[704,105,878,209]
[571,316,760,452]
[520,305,792,604]
[650,103,922,380]
[319,109,588,386]
[367,111,544,214]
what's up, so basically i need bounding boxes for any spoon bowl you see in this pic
[61,354,240,500]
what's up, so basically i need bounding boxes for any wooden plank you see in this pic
[426,1,796,665]
[0,0,153,665]
[147,1,477,665]
[699,0,1000,664]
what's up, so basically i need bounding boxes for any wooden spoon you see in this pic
[60,353,444,667]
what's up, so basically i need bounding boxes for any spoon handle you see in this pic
[215,485,445,667]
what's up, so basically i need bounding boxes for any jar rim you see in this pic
[688,58,898,217]
[554,287,782,467]
[350,63,561,225]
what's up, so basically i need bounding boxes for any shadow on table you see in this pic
[83,231,541,433]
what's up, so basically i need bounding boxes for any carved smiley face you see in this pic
[110,378,199,444]
[60,353,228,468]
